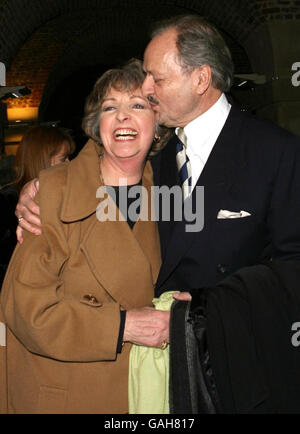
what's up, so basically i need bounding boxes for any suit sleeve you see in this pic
[0,168,121,363]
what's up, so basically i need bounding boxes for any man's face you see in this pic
[142,28,201,128]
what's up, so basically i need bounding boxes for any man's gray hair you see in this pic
[150,15,234,93]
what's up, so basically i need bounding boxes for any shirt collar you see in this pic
[175,93,231,156]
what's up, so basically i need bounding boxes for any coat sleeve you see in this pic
[0,165,121,363]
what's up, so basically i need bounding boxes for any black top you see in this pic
[107,181,142,352]
[108,180,142,229]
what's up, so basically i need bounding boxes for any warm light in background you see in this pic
[7,107,38,122]
[4,107,39,155]
[5,144,19,156]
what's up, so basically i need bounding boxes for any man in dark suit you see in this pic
[139,15,300,413]
[142,15,300,295]
[15,15,300,412]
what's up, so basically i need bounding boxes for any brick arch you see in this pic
[37,3,252,119]
[38,22,146,120]
[1,0,299,67]
[0,0,129,66]
[3,0,298,120]
[0,0,281,67]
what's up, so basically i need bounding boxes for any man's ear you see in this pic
[192,65,212,95]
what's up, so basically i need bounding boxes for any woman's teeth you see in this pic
[115,129,138,139]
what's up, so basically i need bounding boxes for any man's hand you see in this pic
[124,307,170,348]
[173,291,192,301]
[16,178,41,243]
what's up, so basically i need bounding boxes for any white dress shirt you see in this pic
[175,93,231,191]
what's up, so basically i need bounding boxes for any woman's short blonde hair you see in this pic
[82,59,173,157]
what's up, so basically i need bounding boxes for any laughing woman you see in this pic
[0,60,168,414]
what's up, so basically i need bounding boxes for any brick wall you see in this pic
[0,0,299,112]
[5,28,64,108]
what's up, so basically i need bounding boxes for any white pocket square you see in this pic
[217,209,251,219]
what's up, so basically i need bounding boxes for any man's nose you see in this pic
[142,74,154,97]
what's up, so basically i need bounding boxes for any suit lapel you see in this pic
[152,135,180,260]
[155,105,245,290]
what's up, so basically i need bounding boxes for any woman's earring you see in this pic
[154,135,161,143]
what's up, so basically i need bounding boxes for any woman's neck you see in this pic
[100,154,144,186]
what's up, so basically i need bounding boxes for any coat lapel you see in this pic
[60,139,102,222]
[155,105,245,290]
[61,141,160,309]
[80,214,157,309]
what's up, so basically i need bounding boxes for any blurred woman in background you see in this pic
[0,125,75,286]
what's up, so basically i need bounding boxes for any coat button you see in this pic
[83,294,99,304]
[217,264,227,274]
[80,294,102,307]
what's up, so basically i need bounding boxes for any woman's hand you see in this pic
[15,178,42,243]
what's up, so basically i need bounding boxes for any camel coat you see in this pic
[0,140,161,414]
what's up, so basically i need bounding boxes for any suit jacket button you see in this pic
[217,264,227,274]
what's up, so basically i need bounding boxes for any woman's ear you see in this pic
[192,65,212,95]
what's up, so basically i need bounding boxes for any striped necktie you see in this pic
[175,128,192,200]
